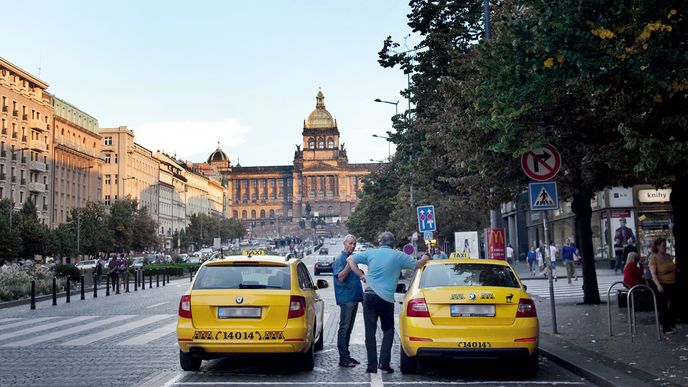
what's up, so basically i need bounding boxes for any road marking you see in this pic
[0,315,97,341]
[173,383,370,385]
[161,373,184,387]
[119,321,177,345]
[369,382,585,385]
[0,316,57,330]
[3,315,133,347]
[313,366,327,372]
[370,371,383,387]
[147,302,170,309]
[0,317,22,324]
[62,314,173,346]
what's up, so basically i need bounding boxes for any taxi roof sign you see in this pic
[241,249,267,257]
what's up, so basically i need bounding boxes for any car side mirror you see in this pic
[522,284,528,291]
[316,279,329,289]
[395,283,407,294]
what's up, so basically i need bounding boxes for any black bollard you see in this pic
[66,277,71,303]
[125,272,130,293]
[30,280,36,310]
[156,273,160,288]
[134,270,138,292]
[80,275,85,300]
[149,273,152,288]
[163,273,166,286]
[106,276,110,296]
[93,274,98,298]
[116,274,120,295]
[190,270,193,282]
[52,277,57,306]
[141,270,145,290]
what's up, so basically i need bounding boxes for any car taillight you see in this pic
[315,263,320,268]
[178,295,192,319]
[516,298,537,317]
[406,298,430,318]
[288,296,305,318]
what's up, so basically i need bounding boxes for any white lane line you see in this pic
[3,315,133,347]
[313,367,327,372]
[161,372,184,387]
[62,314,173,346]
[0,315,97,341]
[119,321,177,346]
[172,382,583,386]
[0,318,22,324]
[369,382,585,385]
[0,317,57,330]
[370,370,383,387]
[146,302,170,309]
[174,383,370,385]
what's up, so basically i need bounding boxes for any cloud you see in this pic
[133,119,252,161]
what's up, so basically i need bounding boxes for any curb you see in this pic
[539,333,663,387]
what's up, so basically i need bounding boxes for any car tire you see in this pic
[400,348,417,374]
[315,325,324,351]
[300,335,315,371]
[523,350,539,377]
[179,350,201,371]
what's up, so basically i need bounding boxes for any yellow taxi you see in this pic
[398,259,538,375]
[177,254,328,371]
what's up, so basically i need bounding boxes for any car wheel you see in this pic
[400,347,417,374]
[179,350,201,371]
[300,335,315,371]
[523,349,539,377]
[315,325,324,351]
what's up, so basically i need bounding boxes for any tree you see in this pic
[68,201,111,257]
[109,197,137,253]
[48,223,76,260]
[0,198,22,262]
[16,199,49,259]
[131,206,160,252]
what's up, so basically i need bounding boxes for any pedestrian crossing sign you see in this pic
[529,182,559,210]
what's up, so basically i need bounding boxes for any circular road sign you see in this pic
[521,144,561,181]
[403,244,415,255]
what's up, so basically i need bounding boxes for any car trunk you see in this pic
[421,287,522,326]
[191,289,291,330]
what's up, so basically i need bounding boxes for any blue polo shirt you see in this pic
[333,251,363,305]
[562,244,575,261]
[351,246,417,303]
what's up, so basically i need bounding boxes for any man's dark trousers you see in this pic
[363,291,394,369]
[337,301,358,362]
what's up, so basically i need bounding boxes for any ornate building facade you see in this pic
[204,91,376,223]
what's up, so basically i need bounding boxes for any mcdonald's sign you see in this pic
[485,228,506,260]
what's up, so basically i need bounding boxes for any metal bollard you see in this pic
[134,270,138,291]
[190,270,193,282]
[106,276,110,296]
[80,275,85,300]
[93,274,98,298]
[149,273,152,288]
[52,277,57,306]
[66,277,71,303]
[30,280,36,310]
[125,272,130,293]
[141,270,145,290]
[156,273,160,288]
[163,273,166,286]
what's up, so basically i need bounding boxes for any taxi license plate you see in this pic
[218,307,261,318]
[451,304,495,317]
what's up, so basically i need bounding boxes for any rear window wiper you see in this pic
[239,283,267,289]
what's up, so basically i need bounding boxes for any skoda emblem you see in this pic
[469,293,476,301]
[235,296,244,304]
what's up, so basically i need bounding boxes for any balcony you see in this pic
[30,139,46,152]
[20,178,26,185]
[0,174,5,181]
[12,110,18,117]
[28,160,47,172]
[28,182,45,193]
[11,132,17,139]
[21,135,27,142]
[1,128,6,134]
[30,119,47,132]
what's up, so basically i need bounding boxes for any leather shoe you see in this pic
[378,363,394,373]
[338,360,356,367]
[349,357,360,365]
[365,367,377,373]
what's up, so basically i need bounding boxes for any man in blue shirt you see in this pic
[561,238,578,284]
[347,231,430,374]
[333,234,363,367]
[432,247,448,260]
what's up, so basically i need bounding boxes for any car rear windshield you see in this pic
[193,265,291,290]
[420,263,520,288]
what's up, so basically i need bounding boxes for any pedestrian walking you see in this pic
[561,238,577,284]
[648,237,678,334]
[527,246,536,276]
[623,237,638,264]
[108,256,118,291]
[536,242,545,275]
[506,244,514,264]
[347,231,430,374]
[333,234,363,367]
[614,237,624,273]
[117,254,128,290]
[432,247,447,260]
[548,241,558,281]
[95,258,103,285]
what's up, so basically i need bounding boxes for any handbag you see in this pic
[573,252,581,261]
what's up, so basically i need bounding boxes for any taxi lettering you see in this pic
[458,341,492,349]
[263,330,285,340]
[193,331,213,340]
[450,294,465,300]
[216,331,257,340]
[480,293,495,300]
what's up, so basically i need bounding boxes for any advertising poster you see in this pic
[454,231,480,259]
[484,228,506,260]
[601,210,637,245]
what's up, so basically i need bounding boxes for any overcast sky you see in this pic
[3,0,414,166]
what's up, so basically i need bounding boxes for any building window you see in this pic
[327,138,334,148]
[242,210,247,219]
[105,174,111,184]
[318,138,324,148]
[105,195,111,205]
[114,154,118,164]
[269,210,275,218]
[260,210,266,219]
[251,210,257,219]
[104,136,112,146]
[308,138,315,149]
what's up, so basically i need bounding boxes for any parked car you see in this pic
[131,257,145,268]
[75,260,97,270]
[319,248,329,255]
[314,257,334,275]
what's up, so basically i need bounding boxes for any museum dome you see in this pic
[305,91,336,129]
[207,143,229,164]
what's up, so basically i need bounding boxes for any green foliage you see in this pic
[109,197,137,253]
[53,264,81,283]
[0,264,54,301]
[131,206,160,251]
[0,199,22,263]
[184,214,245,249]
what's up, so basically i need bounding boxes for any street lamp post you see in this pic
[374,98,399,116]
[371,134,391,160]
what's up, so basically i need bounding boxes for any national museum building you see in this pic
[198,91,377,223]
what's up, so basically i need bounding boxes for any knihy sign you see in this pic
[529,182,559,210]
[521,144,561,181]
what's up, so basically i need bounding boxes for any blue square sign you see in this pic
[417,205,436,232]
[529,182,559,210]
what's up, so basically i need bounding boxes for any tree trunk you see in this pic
[671,175,688,286]
[572,189,601,304]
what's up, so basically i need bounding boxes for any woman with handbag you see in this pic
[648,238,678,334]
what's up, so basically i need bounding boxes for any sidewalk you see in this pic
[513,260,688,387]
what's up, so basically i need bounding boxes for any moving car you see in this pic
[313,257,334,275]
[75,260,97,270]
[177,254,328,371]
[319,248,328,255]
[131,257,144,268]
[397,259,538,375]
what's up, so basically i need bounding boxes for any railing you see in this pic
[28,182,45,193]
[30,119,47,132]
[11,132,17,138]
[627,284,661,342]
[1,105,7,112]
[12,109,18,117]
[1,128,6,134]
[22,114,28,121]
[28,160,47,172]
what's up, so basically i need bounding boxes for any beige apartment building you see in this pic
[154,151,187,249]
[0,57,53,225]
[50,95,102,226]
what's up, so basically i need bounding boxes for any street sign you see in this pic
[529,182,559,210]
[417,205,436,232]
[521,144,561,181]
[403,244,415,255]
[423,231,433,241]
